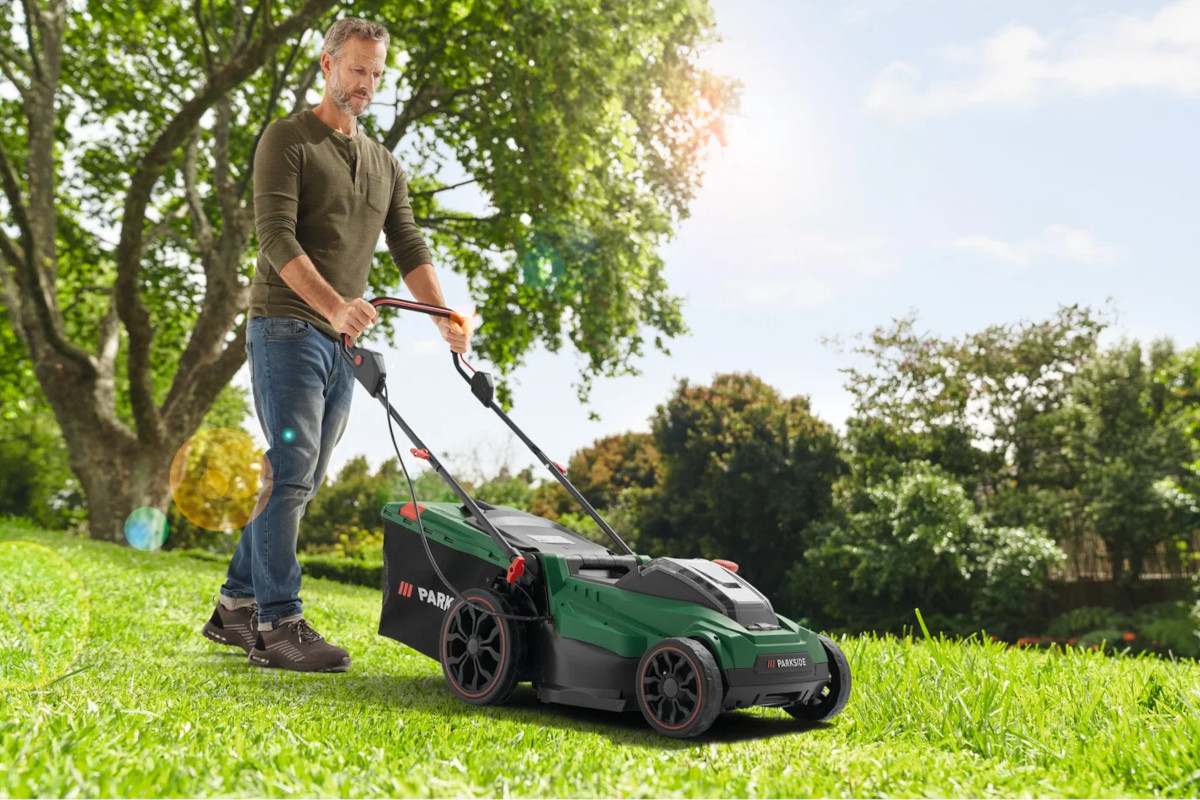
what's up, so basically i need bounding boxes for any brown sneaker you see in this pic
[202,601,259,653]
[248,618,351,673]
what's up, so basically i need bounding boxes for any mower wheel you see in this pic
[440,587,526,706]
[785,633,851,723]
[636,637,723,738]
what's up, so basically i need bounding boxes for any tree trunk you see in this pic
[67,431,177,544]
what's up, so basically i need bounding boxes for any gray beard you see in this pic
[329,71,368,117]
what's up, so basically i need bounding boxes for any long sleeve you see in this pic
[254,121,307,271]
[383,165,432,277]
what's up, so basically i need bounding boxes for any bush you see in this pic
[1040,601,1199,659]
[1074,628,1129,652]
[298,553,384,589]
[1044,606,1133,638]
[791,461,1063,634]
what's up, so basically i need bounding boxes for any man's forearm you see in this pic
[402,263,448,323]
[278,255,344,321]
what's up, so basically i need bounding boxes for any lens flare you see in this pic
[124,507,169,551]
[170,428,272,532]
[0,541,91,690]
[519,238,565,290]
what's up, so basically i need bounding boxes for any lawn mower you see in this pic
[340,297,851,738]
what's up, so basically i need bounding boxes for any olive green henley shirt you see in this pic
[249,108,432,339]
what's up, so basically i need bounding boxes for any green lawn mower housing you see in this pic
[343,298,851,738]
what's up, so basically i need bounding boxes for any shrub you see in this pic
[791,461,1062,634]
[1044,606,1133,639]
[298,553,383,589]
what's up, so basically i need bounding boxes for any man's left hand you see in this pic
[437,315,474,354]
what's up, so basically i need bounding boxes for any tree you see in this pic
[1063,340,1200,602]
[836,305,1112,566]
[836,305,1108,497]
[531,431,659,518]
[636,373,844,601]
[0,0,736,541]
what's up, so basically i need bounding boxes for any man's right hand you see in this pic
[329,298,378,341]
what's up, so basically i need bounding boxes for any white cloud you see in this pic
[719,233,893,309]
[864,0,1200,120]
[953,224,1116,265]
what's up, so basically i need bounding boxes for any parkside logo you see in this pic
[767,655,808,669]
[397,580,454,611]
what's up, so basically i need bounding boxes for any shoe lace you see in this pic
[286,619,324,643]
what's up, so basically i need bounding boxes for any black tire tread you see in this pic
[785,633,851,722]
[635,636,723,738]
[440,587,526,706]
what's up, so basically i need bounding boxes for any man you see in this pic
[201,18,472,672]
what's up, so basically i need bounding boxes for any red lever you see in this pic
[713,558,739,573]
[553,461,565,473]
[410,448,429,460]
[506,556,526,584]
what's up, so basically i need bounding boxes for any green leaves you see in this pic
[797,461,1062,633]
[353,0,733,398]
[637,373,844,602]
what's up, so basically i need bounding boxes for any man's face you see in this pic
[323,37,386,118]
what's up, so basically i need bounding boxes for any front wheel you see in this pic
[636,637,723,738]
[785,633,851,722]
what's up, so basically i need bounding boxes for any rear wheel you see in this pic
[636,637,723,738]
[785,633,851,722]
[440,588,525,705]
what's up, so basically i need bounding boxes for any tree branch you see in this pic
[0,225,20,271]
[416,211,506,225]
[410,176,480,198]
[382,79,443,151]
[0,37,31,98]
[95,296,121,392]
[173,325,249,435]
[183,130,215,258]
[113,0,338,446]
[0,135,31,242]
[20,0,40,82]
[0,245,26,345]
[212,96,240,230]
[163,306,250,437]
[193,0,215,74]
[0,4,95,377]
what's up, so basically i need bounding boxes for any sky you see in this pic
[235,0,1200,486]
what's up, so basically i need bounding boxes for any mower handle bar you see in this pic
[341,296,636,558]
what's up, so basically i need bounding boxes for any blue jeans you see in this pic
[221,316,355,629]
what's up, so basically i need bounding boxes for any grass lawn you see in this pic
[2,519,1199,798]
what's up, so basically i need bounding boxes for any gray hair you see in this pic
[321,18,389,61]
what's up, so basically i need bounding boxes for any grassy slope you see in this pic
[2,520,1199,798]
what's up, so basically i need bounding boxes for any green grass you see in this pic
[2,520,1199,798]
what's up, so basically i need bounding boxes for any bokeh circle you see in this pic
[519,238,565,290]
[124,507,169,551]
[170,428,271,532]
